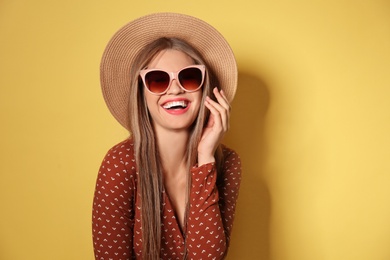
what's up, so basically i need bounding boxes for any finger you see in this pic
[205,96,229,131]
[207,93,230,123]
[213,88,231,112]
[207,95,229,121]
[205,98,223,129]
[210,89,230,117]
[220,90,232,112]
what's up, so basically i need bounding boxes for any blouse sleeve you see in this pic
[186,147,241,259]
[92,141,137,260]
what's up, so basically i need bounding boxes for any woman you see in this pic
[93,13,241,260]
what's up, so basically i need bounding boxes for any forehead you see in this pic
[147,49,195,70]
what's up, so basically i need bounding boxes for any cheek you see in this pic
[190,93,203,120]
[144,91,158,111]
[194,93,203,111]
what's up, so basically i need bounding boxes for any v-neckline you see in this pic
[162,187,186,239]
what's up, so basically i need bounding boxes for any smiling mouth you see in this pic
[162,100,189,110]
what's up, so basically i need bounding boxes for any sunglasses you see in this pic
[140,65,205,95]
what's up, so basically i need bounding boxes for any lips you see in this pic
[161,99,191,115]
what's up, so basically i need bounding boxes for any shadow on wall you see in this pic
[223,72,270,260]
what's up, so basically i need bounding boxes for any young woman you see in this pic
[93,13,241,260]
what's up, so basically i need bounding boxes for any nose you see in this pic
[166,76,184,95]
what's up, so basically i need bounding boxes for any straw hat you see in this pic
[100,12,237,130]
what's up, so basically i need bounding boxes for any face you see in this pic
[143,49,203,134]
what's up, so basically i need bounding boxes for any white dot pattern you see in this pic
[92,139,241,259]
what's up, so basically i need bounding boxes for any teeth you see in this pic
[163,101,188,109]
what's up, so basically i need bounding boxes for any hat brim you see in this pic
[100,12,237,130]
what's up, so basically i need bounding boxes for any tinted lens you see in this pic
[145,70,170,93]
[178,67,203,91]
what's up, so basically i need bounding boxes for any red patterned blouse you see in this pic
[92,138,241,259]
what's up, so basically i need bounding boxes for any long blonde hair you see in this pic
[128,37,224,259]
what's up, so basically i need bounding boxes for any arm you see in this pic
[186,148,241,259]
[216,147,241,250]
[92,141,136,260]
[186,88,240,258]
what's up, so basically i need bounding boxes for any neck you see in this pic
[155,128,190,176]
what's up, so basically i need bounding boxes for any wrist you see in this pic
[197,153,215,166]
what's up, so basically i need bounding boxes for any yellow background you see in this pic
[1,0,390,259]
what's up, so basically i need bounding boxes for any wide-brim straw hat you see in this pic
[100,12,237,130]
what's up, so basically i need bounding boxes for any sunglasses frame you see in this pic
[140,65,206,95]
